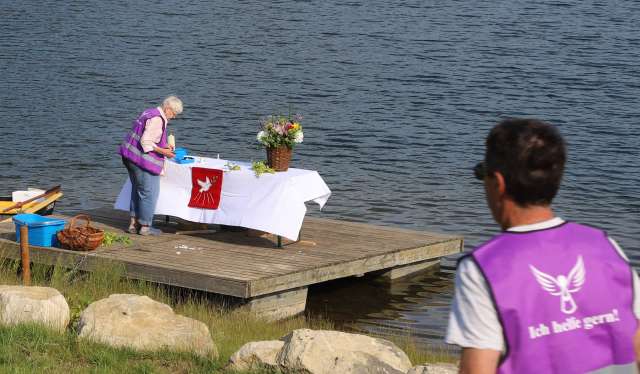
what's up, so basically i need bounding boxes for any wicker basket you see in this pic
[266,146,292,171]
[57,214,105,251]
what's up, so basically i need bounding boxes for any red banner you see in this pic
[188,167,223,210]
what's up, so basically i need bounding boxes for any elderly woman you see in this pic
[119,96,183,235]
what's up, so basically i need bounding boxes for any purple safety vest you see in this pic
[119,107,168,175]
[472,222,637,374]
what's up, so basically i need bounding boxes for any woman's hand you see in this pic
[154,146,175,159]
[163,148,176,159]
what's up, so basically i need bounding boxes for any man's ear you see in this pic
[493,171,507,196]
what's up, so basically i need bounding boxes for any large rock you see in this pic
[0,285,69,331]
[78,294,216,357]
[228,340,284,371]
[277,329,412,374]
[408,363,458,374]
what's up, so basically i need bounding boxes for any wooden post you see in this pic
[19,225,31,286]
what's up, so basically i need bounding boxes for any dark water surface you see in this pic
[2,1,639,348]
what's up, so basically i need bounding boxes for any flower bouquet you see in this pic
[256,114,303,171]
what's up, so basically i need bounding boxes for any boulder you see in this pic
[0,285,69,331]
[78,294,216,357]
[228,340,284,371]
[407,363,458,374]
[277,329,412,374]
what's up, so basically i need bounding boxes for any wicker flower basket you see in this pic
[57,214,105,251]
[266,146,292,171]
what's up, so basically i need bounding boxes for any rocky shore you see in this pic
[228,329,457,373]
[0,285,457,373]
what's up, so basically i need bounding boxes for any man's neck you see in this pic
[500,202,555,231]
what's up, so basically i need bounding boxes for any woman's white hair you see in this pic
[162,96,183,115]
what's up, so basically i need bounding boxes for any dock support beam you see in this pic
[378,259,439,280]
[244,287,308,321]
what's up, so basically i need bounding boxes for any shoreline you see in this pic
[0,258,457,372]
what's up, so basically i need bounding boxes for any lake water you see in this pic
[2,0,638,349]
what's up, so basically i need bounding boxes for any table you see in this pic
[114,157,331,241]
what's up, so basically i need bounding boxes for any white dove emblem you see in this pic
[197,177,212,193]
[529,256,586,314]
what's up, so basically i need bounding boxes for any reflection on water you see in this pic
[306,268,456,350]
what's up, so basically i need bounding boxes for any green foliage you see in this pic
[251,161,275,177]
[103,232,132,246]
[389,333,458,365]
[0,324,218,373]
[225,161,241,171]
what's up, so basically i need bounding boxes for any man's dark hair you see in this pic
[485,118,566,206]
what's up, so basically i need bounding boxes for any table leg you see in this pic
[275,229,306,248]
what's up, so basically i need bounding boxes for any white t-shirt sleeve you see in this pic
[445,256,505,351]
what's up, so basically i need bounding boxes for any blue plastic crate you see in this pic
[12,214,66,247]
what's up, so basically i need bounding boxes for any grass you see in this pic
[0,324,215,373]
[388,332,458,365]
[0,252,451,373]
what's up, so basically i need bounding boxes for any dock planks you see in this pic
[0,208,463,300]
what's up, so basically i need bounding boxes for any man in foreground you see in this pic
[446,118,640,373]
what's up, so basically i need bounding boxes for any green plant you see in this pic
[224,162,241,171]
[103,232,132,246]
[251,161,275,177]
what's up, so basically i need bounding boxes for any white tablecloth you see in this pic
[114,157,331,240]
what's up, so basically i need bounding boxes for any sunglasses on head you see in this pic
[473,162,486,180]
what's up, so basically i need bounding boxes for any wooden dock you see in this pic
[0,208,462,319]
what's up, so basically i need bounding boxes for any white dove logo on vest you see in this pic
[529,256,586,314]
[197,177,212,193]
